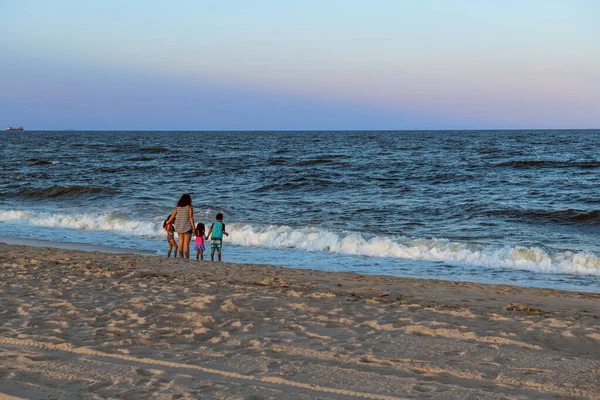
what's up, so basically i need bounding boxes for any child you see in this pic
[194,223,207,260]
[205,213,229,261]
[163,216,177,258]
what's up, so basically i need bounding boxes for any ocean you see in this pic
[1,130,599,292]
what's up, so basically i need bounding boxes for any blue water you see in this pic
[1,130,599,292]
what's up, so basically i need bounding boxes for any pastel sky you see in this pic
[1,0,599,130]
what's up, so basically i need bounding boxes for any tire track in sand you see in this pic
[0,337,406,400]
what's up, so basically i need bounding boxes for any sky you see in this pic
[1,0,599,130]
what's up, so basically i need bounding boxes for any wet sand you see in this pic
[1,242,599,399]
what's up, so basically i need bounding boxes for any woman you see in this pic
[167,194,195,258]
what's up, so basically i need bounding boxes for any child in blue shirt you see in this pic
[206,213,229,261]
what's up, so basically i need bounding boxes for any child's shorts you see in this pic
[211,239,222,252]
[194,243,205,252]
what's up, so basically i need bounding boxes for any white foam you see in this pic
[0,209,162,237]
[1,209,599,276]
[227,224,600,276]
[0,210,33,221]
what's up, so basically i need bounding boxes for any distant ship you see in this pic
[5,126,24,131]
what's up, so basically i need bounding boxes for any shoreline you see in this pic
[2,234,600,295]
[0,235,158,256]
[1,243,599,398]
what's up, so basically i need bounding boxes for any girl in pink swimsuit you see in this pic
[194,223,207,260]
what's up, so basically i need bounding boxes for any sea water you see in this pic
[1,130,599,292]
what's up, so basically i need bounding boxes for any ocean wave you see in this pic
[268,157,289,166]
[294,159,336,166]
[251,178,343,192]
[139,146,169,154]
[126,156,154,162]
[0,210,159,237]
[293,156,347,166]
[10,185,118,200]
[105,145,168,154]
[107,145,137,153]
[486,208,600,226]
[496,160,600,169]
[226,224,600,276]
[1,209,599,276]
[29,159,60,166]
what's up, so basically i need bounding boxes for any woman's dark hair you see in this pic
[163,215,172,229]
[177,194,192,207]
[195,223,205,235]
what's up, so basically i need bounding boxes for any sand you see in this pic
[0,242,599,399]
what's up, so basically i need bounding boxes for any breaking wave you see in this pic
[1,209,599,277]
[227,224,600,276]
[0,210,158,237]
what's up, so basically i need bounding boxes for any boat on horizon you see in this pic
[5,126,24,131]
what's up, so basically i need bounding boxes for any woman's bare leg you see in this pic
[177,234,184,257]
[183,234,191,259]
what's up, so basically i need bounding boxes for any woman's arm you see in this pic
[166,208,177,224]
[189,206,195,233]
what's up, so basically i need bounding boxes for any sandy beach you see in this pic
[1,242,599,399]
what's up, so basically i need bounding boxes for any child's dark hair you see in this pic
[216,213,224,221]
[195,223,205,235]
[163,215,172,229]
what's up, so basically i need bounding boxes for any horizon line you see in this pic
[5,128,600,132]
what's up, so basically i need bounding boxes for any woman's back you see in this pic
[174,206,192,233]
